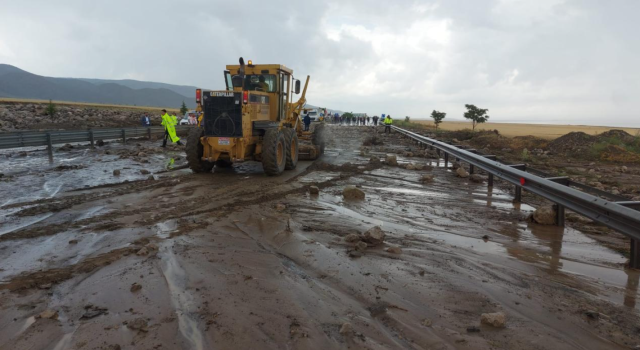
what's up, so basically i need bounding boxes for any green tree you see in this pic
[45,99,57,117]
[405,116,410,122]
[179,101,188,115]
[430,110,446,130]
[463,104,489,131]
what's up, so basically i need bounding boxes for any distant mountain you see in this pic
[0,64,199,108]
[76,78,199,99]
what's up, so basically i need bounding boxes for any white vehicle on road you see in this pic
[180,110,198,125]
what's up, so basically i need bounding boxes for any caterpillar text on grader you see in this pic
[186,57,326,175]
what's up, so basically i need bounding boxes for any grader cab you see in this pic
[186,57,325,175]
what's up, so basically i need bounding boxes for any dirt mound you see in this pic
[548,132,596,154]
[0,102,164,131]
[598,129,637,143]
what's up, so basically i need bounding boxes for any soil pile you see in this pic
[548,132,596,154]
[549,129,640,161]
[0,102,164,131]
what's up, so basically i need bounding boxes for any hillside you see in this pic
[0,64,198,108]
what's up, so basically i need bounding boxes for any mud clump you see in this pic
[309,186,319,195]
[344,233,361,243]
[128,317,149,332]
[136,247,149,256]
[385,155,398,166]
[355,241,368,252]
[130,283,142,293]
[480,312,506,328]
[405,163,416,170]
[339,322,354,336]
[113,169,121,176]
[81,305,109,320]
[420,174,435,183]
[348,250,363,258]
[530,205,557,225]
[386,246,402,254]
[38,309,59,320]
[363,135,384,146]
[362,226,385,246]
[275,203,287,211]
[343,186,365,200]
[456,167,469,178]
[469,174,484,183]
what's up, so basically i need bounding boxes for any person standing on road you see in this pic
[170,112,179,126]
[303,113,311,131]
[372,115,379,126]
[383,114,393,134]
[161,109,182,147]
[141,113,151,127]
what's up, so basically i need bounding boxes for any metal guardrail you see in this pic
[0,125,192,157]
[391,126,640,268]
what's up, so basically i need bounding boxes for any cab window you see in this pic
[234,74,277,92]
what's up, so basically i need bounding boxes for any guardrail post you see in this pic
[444,153,449,168]
[122,129,126,144]
[89,130,94,148]
[631,239,640,269]
[469,164,475,174]
[556,204,565,226]
[488,174,494,187]
[147,128,152,140]
[514,186,522,202]
[46,133,53,159]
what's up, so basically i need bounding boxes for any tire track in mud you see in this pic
[158,244,207,350]
[3,177,182,217]
[0,245,141,292]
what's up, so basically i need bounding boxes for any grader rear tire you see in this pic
[284,129,299,170]
[262,129,286,176]
[186,128,214,173]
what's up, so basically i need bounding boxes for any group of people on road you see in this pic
[301,111,394,134]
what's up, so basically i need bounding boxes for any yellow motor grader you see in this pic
[186,57,325,175]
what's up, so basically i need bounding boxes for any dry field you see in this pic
[414,120,640,139]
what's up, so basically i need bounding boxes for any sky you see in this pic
[1,0,639,127]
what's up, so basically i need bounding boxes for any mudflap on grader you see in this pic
[298,123,326,160]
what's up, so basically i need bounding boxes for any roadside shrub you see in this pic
[591,135,640,162]
[46,99,57,117]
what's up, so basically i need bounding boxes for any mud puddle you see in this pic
[0,140,185,206]
[301,173,636,311]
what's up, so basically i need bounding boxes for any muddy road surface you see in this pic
[1,126,639,350]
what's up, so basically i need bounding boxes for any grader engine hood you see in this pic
[202,91,243,137]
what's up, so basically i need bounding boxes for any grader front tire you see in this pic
[262,129,286,176]
[284,129,299,170]
[186,128,214,173]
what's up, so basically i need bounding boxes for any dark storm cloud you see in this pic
[1,0,638,125]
